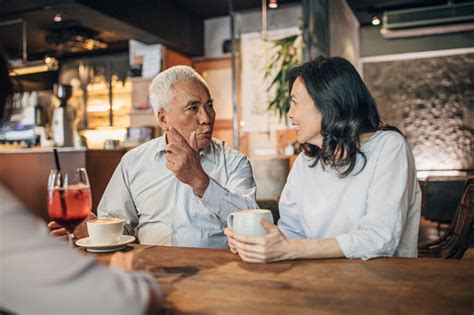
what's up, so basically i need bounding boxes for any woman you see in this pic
[0,51,162,314]
[225,56,421,262]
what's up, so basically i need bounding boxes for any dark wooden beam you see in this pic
[77,0,203,57]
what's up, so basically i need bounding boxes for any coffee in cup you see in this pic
[227,209,274,236]
[87,217,125,245]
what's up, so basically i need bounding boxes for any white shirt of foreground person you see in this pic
[0,185,161,315]
[98,136,257,248]
[278,130,421,260]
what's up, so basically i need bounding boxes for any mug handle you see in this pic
[227,212,235,231]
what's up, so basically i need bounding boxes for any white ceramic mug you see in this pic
[227,209,274,236]
[87,217,125,245]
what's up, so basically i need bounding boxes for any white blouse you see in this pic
[278,131,421,260]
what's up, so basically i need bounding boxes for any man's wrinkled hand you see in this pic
[165,127,209,197]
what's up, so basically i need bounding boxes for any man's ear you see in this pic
[157,110,169,131]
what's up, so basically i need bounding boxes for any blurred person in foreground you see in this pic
[225,56,421,262]
[0,51,162,314]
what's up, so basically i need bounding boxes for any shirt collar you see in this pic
[155,133,217,165]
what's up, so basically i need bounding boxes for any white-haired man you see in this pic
[50,65,257,248]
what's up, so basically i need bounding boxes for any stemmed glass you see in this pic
[47,168,92,247]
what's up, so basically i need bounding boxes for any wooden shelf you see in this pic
[129,109,154,115]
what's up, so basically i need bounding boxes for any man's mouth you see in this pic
[198,131,212,137]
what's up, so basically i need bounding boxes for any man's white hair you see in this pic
[149,65,209,114]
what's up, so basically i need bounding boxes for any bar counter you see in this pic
[0,147,126,221]
[87,244,474,314]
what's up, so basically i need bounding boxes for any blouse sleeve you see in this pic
[278,154,306,239]
[335,134,418,260]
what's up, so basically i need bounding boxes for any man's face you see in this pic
[158,80,215,150]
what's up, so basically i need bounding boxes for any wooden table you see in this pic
[86,244,474,314]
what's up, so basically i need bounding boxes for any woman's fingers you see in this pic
[232,234,266,246]
[232,239,268,257]
[238,251,267,263]
[223,227,234,238]
[227,235,238,254]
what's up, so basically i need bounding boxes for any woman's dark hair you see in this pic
[0,50,14,124]
[288,55,400,177]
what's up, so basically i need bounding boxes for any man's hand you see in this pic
[48,212,96,240]
[165,127,210,197]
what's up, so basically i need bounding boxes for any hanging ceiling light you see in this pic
[0,19,59,77]
[53,13,63,23]
[269,0,278,9]
[9,56,58,76]
[372,16,381,26]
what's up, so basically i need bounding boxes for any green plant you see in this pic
[264,34,303,121]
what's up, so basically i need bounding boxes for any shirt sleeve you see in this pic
[0,186,160,315]
[97,155,138,236]
[335,134,418,260]
[278,154,306,239]
[199,154,258,224]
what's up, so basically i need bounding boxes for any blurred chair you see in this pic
[422,176,467,223]
[257,199,280,224]
[418,179,473,259]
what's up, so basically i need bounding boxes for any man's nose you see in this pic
[198,108,211,124]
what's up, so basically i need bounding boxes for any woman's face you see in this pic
[288,76,323,147]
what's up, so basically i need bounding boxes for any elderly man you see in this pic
[50,65,257,248]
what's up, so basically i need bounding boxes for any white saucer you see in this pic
[76,235,136,253]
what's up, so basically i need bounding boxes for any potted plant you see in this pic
[264,33,303,121]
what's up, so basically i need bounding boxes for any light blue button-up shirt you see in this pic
[98,136,257,248]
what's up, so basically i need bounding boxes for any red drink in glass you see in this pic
[48,185,92,232]
[47,168,92,246]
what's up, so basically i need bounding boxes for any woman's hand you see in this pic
[224,227,238,254]
[226,219,293,263]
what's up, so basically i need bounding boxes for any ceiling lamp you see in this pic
[9,56,58,76]
[269,0,278,9]
[0,18,59,77]
[53,13,63,23]
[46,20,108,52]
[371,16,381,26]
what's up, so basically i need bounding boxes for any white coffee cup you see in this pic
[227,209,274,236]
[87,217,125,245]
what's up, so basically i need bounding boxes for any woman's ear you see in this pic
[157,110,169,131]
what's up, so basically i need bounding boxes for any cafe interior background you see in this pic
[0,0,472,244]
